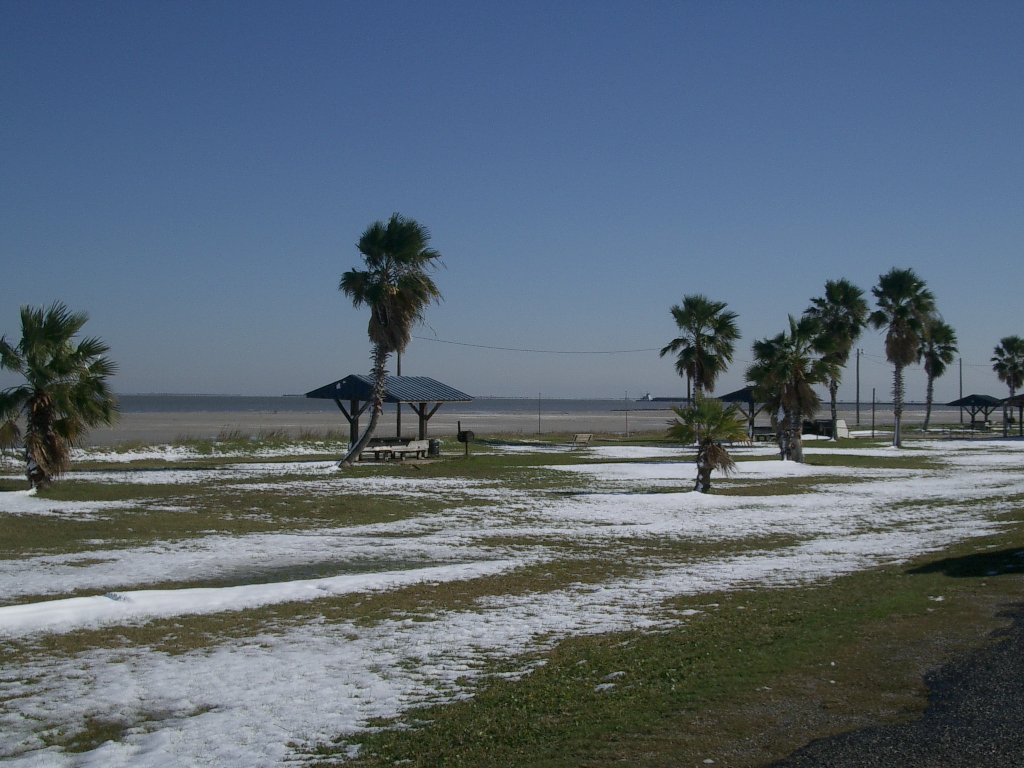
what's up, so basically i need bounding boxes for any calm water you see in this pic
[114,394,968,420]
[114,394,678,415]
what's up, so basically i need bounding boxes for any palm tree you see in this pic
[667,395,748,493]
[0,302,118,487]
[804,278,868,440]
[338,214,443,466]
[869,268,935,447]
[919,317,958,432]
[992,336,1024,399]
[747,315,832,462]
[993,335,1024,437]
[659,295,739,400]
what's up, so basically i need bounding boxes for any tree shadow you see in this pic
[907,548,1024,578]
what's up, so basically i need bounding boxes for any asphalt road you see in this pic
[767,602,1024,768]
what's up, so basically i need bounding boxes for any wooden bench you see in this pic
[362,439,430,461]
[364,445,394,461]
[569,433,593,449]
[751,426,776,442]
[391,440,430,459]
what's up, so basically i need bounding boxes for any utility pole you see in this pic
[855,348,861,425]
[871,387,876,439]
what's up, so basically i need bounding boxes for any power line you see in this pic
[413,335,1000,369]
[412,335,660,355]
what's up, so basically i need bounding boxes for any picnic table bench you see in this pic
[362,439,430,461]
[569,433,593,449]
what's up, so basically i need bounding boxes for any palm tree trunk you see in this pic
[339,345,389,467]
[694,443,712,493]
[770,410,784,459]
[790,409,804,463]
[892,363,904,448]
[924,375,935,433]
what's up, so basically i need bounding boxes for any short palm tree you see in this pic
[804,278,868,440]
[919,317,958,432]
[667,395,748,493]
[747,316,832,462]
[338,214,443,466]
[992,336,1024,400]
[0,303,118,487]
[869,268,935,447]
[659,295,739,400]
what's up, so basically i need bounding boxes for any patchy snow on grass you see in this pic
[72,443,349,463]
[0,489,135,519]
[1,438,1023,766]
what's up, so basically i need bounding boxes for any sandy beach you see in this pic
[80,403,962,447]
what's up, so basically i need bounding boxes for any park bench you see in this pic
[391,440,430,459]
[362,438,430,461]
[569,433,593,449]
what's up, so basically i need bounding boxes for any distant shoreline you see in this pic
[80,399,981,448]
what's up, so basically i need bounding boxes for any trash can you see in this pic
[428,439,441,457]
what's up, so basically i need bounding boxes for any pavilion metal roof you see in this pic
[945,394,1002,407]
[306,375,473,404]
[718,386,759,404]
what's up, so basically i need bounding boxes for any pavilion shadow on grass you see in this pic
[306,375,472,443]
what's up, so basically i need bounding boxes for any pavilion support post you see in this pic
[410,402,442,440]
[334,398,369,445]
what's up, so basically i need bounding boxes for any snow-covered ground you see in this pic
[1,439,1023,766]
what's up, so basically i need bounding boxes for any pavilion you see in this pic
[1002,394,1024,437]
[946,394,1002,428]
[306,375,472,443]
[718,385,767,437]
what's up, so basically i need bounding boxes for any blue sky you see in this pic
[2,1,1021,400]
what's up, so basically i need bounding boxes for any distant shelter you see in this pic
[306,375,472,442]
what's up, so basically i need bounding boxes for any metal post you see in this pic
[537,392,541,435]
[959,357,964,424]
[871,387,876,439]
[625,391,629,437]
[396,352,402,438]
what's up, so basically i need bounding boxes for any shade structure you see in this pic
[1001,393,1024,437]
[946,394,1002,426]
[306,375,472,442]
[718,385,766,436]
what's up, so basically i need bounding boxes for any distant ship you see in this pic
[634,393,687,403]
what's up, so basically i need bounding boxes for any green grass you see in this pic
[312,530,1024,767]
[3,434,1023,766]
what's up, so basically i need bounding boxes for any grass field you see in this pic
[1,433,1022,767]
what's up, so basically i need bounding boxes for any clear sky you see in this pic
[2,1,1021,401]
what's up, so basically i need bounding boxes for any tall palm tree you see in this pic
[869,268,935,447]
[667,395,748,493]
[747,315,832,462]
[0,302,118,487]
[993,335,1024,437]
[804,278,868,440]
[992,335,1024,400]
[659,295,739,400]
[919,317,958,432]
[338,214,443,466]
